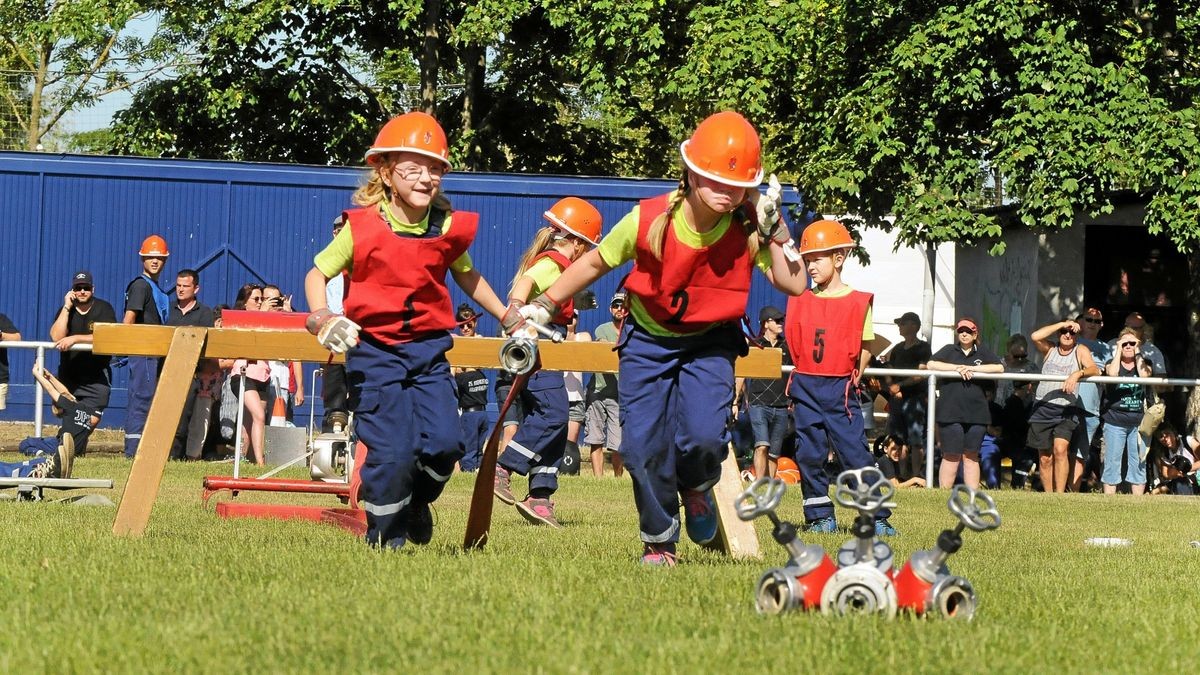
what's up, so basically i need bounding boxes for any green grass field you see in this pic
[1,453,1198,673]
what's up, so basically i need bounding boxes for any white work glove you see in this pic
[519,302,551,327]
[306,309,361,354]
[753,174,791,246]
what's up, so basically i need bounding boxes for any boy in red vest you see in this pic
[303,112,507,549]
[784,220,897,535]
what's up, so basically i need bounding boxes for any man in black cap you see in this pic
[735,305,793,478]
[882,311,931,470]
[48,270,118,454]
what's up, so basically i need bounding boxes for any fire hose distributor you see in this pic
[820,468,899,618]
[735,477,837,615]
[498,320,565,375]
[894,484,1001,620]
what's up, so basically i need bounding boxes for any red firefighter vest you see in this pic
[529,249,575,324]
[785,289,873,376]
[341,205,478,344]
[622,193,753,333]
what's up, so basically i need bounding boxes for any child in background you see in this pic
[304,111,507,549]
[19,365,97,468]
[517,111,809,565]
[494,197,603,527]
[784,219,897,535]
[873,434,925,489]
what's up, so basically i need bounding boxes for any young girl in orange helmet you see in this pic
[783,220,896,535]
[303,111,507,549]
[516,111,809,565]
[493,197,602,527]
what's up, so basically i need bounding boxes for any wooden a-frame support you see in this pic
[93,324,779,557]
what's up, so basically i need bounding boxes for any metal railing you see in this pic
[859,367,1200,487]
[0,340,93,438]
[4,338,1197,490]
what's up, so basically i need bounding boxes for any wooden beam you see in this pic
[92,325,784,377]
[447,337,783,378]
[709,449,761,559]
[112,327,207,537]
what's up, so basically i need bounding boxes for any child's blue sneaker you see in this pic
[804,516,838,534]
[681,488,718,545]
[875,518,899,536]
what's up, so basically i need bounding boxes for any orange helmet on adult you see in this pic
[543,197,602,246]
[139,235,170,257]
[364,111,452,169]
[679,111,764,188]
[798,220,856,255]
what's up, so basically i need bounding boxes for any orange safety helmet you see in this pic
[679,111,764,188]
[364,111,452,169]
[775,456,801,485]
[139,235,170,258]
[543,197,603,245]
[798,219,856,255]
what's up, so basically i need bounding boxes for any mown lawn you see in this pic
[0,453,1197,673]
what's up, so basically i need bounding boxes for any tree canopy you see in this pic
[0,0,181,150]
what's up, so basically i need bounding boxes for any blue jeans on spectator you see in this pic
[748,405,791,458]
[979,433,1001,489]
[888,396,926,452]
[1101,423,1146,486]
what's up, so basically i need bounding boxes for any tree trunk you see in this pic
[460,45,485,170]
[419,0,442,113]
[1187,256,1199,379]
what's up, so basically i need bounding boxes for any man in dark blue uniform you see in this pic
[123,235,171,458]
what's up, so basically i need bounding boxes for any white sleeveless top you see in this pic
[1035,346,1080,406]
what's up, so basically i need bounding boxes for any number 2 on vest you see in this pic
[399,297,416,332]
[666,290,689,324]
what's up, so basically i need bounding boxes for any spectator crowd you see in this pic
[1,236,1195,502]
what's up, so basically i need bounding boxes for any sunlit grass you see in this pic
[0,453,1197,673]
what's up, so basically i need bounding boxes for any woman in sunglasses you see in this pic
[925,318,1003,488]
[1028,319,1101,492]
[1100,328,1153,494]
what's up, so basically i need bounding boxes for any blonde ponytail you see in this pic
[509,226,558,295]
[647,176,688,261]
[352,168,389,207]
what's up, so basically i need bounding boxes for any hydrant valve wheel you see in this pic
[736,477,786,521]
[948,485,1002,532]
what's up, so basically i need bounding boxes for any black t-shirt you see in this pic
[56,394,99,448]
[888,340,932,396]
[455,369,490,409]
[1102,363,1145,427]
[57,299,118,386]
[167,301,215,328]
[746,337,792,408]
[931,343,1003,425]
[125,277,164,326]
[0,312,16,383]
[875,454,914,482]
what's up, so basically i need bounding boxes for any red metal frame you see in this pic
[214,503,366,537]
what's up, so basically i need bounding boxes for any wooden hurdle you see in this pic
[92,324,780,557]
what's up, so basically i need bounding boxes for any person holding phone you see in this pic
[49,270,118,454]
[261,284,304,422]
[1100,327,1153,494]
